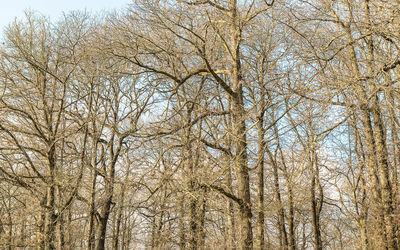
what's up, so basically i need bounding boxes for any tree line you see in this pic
[0,0,400,249]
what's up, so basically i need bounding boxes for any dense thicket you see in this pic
[1,0,400,249]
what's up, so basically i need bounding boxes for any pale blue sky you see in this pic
[0,0,130,31]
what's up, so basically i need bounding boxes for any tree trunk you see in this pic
[287,183,296,250]
[371,98,397,249]
[179,197,186,250]
[346,23,386,247]
[225,98,236,250]
[310,145,322,250]
[199,187,206,250]
[7,210,12,250]
[43,185,56,250]
[266,148,288,249]
[96,185,113,250]
[276,117,295,250]
[96,163,116,250]
[185,106,198,250]
[55,186,65,250]
[87,153,98,250]
[37,198,45,250]
[44,144,57,250]
[96,126,124,250]
[256,115,265,250]
[112,163,130,250]
[229,1,253,248]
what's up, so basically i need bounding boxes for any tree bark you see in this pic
[44,143,57,250]
[96,147,119,250]
[256,114,265,250]
[179,197,186,250]
[112,162,131,250]
[371,98,397,249]
[310,148,322,250]
[229,1,253,248]
[266,147,288,249]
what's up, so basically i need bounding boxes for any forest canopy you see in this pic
[0,0,400,249]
